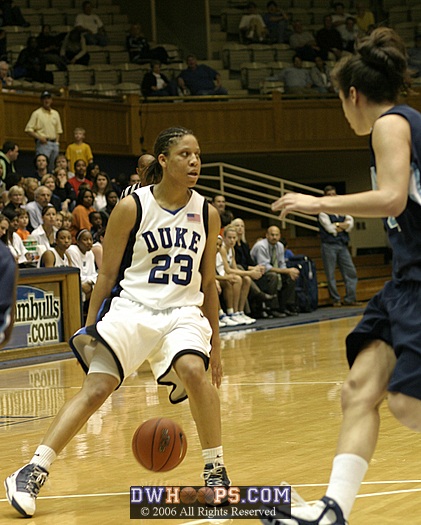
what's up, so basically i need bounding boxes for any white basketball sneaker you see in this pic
[4,463,49,517]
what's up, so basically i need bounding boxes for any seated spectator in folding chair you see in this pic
[239,1,268,43]
[177,55,228,96]
[126,23,169,64]
[61,27,90,66]
[74,0,108,47]
[141,61,177,98]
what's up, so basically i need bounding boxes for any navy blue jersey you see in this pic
[370,104,421,282]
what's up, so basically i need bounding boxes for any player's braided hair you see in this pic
[144,127,194,185]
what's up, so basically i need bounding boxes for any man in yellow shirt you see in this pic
[25,91,63,173]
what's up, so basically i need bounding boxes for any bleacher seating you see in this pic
[240,61,271,90]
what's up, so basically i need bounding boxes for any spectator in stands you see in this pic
[74,0,108,47]
[126,23,169,64]
[31,203,57,257]
[231,217,276,318]
[251,225,300,316]
[102,188,119,221]
[25,91,63,173]
[40,174,61,211]
[30,153,49,183]
[54,167,76,212]
[3,209,31,265]
[25,185,51,231]
[38,227,72,268]
[141,61,175,98]
[128,172,140,186]
[3,185,25,214]
[0,0,29,27]
[408,34,421,78]
[239,1,268,44]
[55,154,74,180]
[178,54,228,96]
[355,2,375,35]
[316,15,343,61]
[60,209,73,231]
[21,177,38,204]
[310,56,335,93]
[263,0,290,44]
[89,210,103,240]
[318,185,361,307]
[67,228,97,304]
[66,127,93,173]
[211,194,234,231]
[60,27,90,66]
[86,161,100,182]
[92,171,112,212]
[0,60,13,90]
[0,141,20,190]
[331,2,354,30]
[13,37,53,84]
[339,17,359,53]
[16,208,30,241]
[68,159,93,197]
[289,20,320,62]
[0,213,9,242]
[70,187,95,242]
[37,24,67,71]
[279,55,314,95]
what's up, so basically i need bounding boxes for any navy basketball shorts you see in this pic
[346,280,421,401]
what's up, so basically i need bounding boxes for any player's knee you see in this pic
[84,375,116,405]
[341,376,384,413]
[176,358,206,390]
[388,393,421,432]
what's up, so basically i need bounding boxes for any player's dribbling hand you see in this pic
[272,192,321,219]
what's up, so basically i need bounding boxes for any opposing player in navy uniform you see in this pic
[266,28,421,524]
[0,240,17,348]
[5,127,230,518]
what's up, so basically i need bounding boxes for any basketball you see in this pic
[132,417,187,472]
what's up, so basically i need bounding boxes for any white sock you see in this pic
[226,308,234,315]
[202,446,224,466]
[219,309,224,317]
[30,445,57,471]
[325,453,368,520]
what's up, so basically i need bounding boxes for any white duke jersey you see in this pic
[115,186,209,310]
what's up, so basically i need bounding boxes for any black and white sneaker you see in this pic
[261,496,347,525]
[4,463,49,517]
[202,463,231,506]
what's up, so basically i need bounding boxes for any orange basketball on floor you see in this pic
[132,417,187,472]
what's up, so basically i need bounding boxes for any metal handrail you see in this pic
[199,162,324,233]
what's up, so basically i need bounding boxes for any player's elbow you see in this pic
[383,193,407,217]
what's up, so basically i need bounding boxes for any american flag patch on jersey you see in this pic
[187,213,201,222]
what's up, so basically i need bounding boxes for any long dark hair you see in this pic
[143,127,194,185]
[332,27,407,103]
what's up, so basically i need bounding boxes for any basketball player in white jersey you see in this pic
[5,127,230,518]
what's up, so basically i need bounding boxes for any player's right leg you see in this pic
[5,370,119,517]
[262,339,396,525]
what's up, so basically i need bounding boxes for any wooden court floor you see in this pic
[1,317,421,524]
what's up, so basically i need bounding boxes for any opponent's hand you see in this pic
[272,192,321,219]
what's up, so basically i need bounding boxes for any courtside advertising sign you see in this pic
[2,284,63,350]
